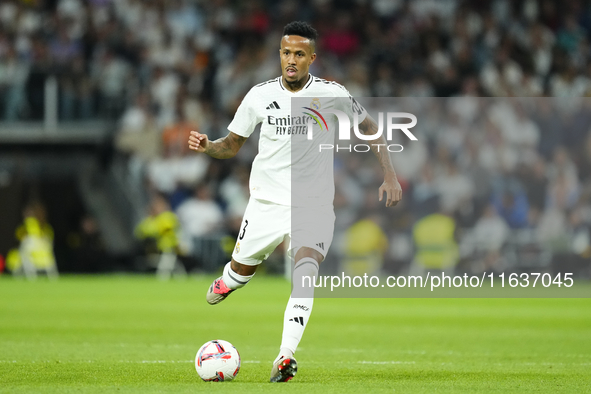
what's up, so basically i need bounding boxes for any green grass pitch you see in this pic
[0,275,590,393]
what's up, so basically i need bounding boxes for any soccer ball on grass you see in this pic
[195,339,241,381]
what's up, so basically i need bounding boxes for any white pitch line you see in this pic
[133,360,261,364]
[358,361,416,365]
[0,360,262,364]
[2,359,589,366]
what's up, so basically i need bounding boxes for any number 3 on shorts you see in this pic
[239,220,249,240]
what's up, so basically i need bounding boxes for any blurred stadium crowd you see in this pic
[333,97,591,277]
[4,0,591,121]
[1,0,590,275]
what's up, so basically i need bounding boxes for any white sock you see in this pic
[222,262,254,290]
[273,347,294,364]
[279,257,319,355]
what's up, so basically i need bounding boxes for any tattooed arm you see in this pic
[358,115,402,207]
[188,131,247,159]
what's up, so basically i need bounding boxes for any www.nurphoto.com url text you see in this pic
[302,272,575,292]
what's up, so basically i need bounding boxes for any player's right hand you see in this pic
[189,130,209,153]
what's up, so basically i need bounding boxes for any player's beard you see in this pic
[283,72,309,91]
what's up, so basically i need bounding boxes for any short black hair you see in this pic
[283,21,318,46]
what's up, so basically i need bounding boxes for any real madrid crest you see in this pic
[235,242,240,253]
[310,98,321,110]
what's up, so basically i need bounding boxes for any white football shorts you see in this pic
[231,198,335,266]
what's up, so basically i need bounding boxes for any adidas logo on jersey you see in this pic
[316,242,324,250]
[266,101,281,110]
[289,316,305,326]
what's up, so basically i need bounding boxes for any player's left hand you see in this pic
[379,176,402,207]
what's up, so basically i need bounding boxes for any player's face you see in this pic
[280,35,316,84]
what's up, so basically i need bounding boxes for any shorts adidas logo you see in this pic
[266,101,281,109]
[289,316,305,326]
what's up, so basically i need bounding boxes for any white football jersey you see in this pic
[228,74,367,207]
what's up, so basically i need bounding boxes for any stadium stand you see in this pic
[0,0,589,277]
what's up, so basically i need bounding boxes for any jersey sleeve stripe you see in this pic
[255,77,280,88]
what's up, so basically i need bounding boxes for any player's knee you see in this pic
[294,247,324,264]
